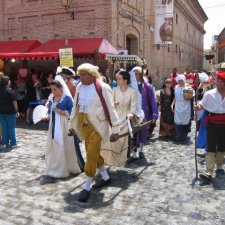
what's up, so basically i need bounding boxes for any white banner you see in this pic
[155,0,174,45]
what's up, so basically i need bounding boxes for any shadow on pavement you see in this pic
[191,177,211,187]
[0,147,14,154]
[191,174,225,190]
[62,162,152,213]
[125,157,155,170]
[197,153,206,159]
[25,173,81,186]
[212,175,225,190]
[157,136,174,142]
[16,117,48,131]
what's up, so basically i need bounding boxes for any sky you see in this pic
[198,0,225,49]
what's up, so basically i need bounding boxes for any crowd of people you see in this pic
[0,62,224,201]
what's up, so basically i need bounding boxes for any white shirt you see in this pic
[200,88,225,114]
[78,83,96,113]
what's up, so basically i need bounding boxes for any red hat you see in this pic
[217,71,225,81]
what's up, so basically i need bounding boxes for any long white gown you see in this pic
[100,87,137,166]
[45,101,81,178]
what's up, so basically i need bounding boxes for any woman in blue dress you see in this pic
[40,80,80,184]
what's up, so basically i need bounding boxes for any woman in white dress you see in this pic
[171,75,195,142]
[101,70,137,166]
[40,80,80,184]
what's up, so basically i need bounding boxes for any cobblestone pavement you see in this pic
[0,119,225,225]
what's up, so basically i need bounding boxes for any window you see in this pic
[175,44,178,54]
[176,14,178,24]
[157,44,160,50]
[168,45,170,52]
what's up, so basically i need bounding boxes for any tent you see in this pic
[0,38,119,60]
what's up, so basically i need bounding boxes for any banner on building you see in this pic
[154,0,174,45]
[59,48,74,67]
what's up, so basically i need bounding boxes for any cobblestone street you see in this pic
[0,120,225,225]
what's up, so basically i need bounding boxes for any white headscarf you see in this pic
[55,75,72,100]
[199,72,209,83]
[175,74,186,83]
[47,72,73,146]
[129,71,144,122]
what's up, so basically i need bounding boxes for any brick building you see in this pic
[218,27,225,63]
[0,0,207,83]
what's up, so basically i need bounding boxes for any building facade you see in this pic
[218,28,225,63]
[0,0,207,83]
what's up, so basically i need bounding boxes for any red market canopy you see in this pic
[0,40,41,53]
[0,38,119,60]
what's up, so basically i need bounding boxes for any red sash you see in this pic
[205,114,225,126]
[94,79,112,127]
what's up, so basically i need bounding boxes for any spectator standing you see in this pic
[0,72,4,144]
[41,73,54,100]
[0,76,19,150]
[169,67,178,87]
[159,78,175,138]
[15,73,26,116]
[25,70,41,124]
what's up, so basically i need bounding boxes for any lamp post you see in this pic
[61,0,75,20]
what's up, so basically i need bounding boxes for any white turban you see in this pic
[132,66,142,74]
[199,72,209,83]
[176,74,186,83]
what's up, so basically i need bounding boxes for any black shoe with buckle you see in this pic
[39,176,57,185]
[139,152,145,159]
[92,178,111,189]
[199,173,212,181]
[78,189,90,202]
[126,156,138,164]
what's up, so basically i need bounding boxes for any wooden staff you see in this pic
[194,70,199,179]
[113,120,153,140]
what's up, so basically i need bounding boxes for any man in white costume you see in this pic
[70,63,120,202]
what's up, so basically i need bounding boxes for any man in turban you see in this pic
[70,63,120,202]
[194,71,225,182]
